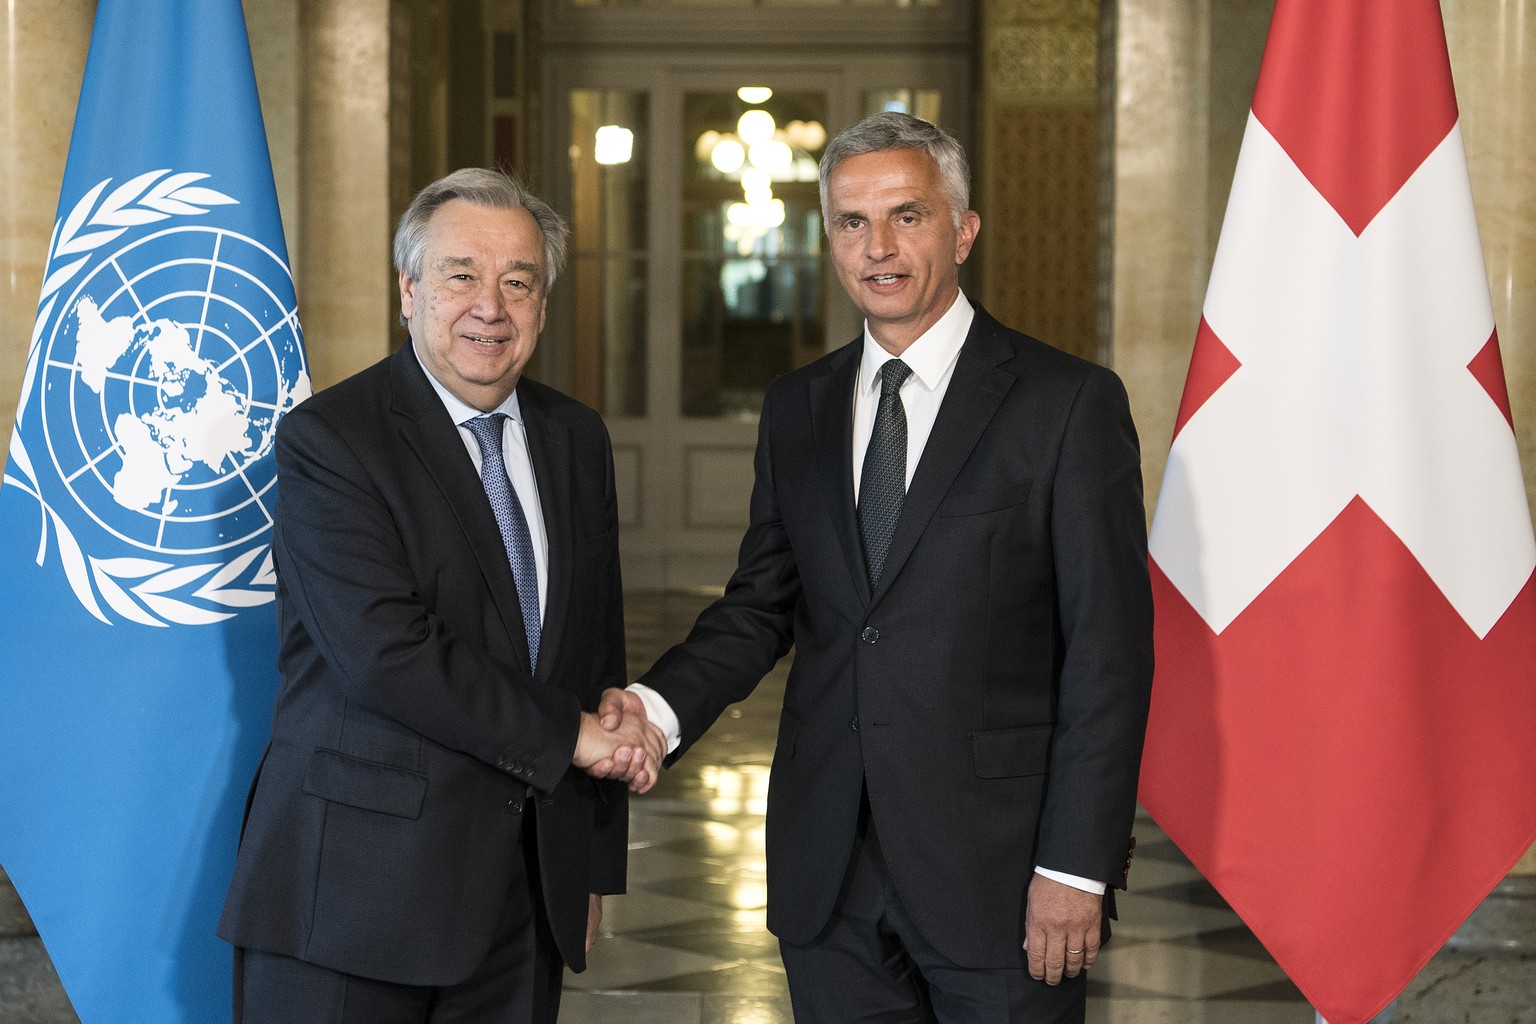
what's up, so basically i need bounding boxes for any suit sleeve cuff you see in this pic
[1035,866,1107,895]
[628,683,681,754]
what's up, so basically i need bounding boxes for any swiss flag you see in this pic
[1138,3,1536,1024]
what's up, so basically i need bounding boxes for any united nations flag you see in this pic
[0,2,306,1021]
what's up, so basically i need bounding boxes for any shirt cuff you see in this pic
[1034,866,1107,895]
[627,683,681,755]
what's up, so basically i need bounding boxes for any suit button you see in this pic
[850,717,859,732]
[507,800,523,814]
[861,627,879,643]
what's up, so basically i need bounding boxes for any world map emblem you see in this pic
[6,170,310,626]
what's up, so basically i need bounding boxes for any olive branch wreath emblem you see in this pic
[4,170,285,627]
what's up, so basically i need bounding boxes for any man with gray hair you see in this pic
[220,168,662,1023]
[603,111,1155,1022]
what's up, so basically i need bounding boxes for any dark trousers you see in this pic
[779,801,1087,1024]
[235,810,563,1024]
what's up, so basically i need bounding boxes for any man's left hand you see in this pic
[586,893,603,952]
[1023,873,1102,985]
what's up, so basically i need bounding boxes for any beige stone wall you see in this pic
[296,0,397,391]
[1112,0,1210,517]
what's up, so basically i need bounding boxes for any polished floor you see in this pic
[3,590,1534,1022]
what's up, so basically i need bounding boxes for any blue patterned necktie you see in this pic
[858,359,913,587]
[465,414,541,673]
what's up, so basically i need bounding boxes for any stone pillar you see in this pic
[245,0,303,276]
[1112,0,1223,513]
[0,1,94,466]
[977,0,1101,363]
[298,0,397,389]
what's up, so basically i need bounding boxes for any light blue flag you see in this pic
[0,2,308,1021]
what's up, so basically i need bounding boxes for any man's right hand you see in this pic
[573,690,663,793]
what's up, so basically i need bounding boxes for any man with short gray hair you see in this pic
[220,167,662,1023]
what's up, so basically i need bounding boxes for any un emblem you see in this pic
[8,170,310,627]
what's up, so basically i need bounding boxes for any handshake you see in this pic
[572,688,665,794]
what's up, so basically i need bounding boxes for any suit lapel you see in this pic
[807,341,871,606]
[519,384,572,683]
[388,345,533,672]
[873,308,1016,602]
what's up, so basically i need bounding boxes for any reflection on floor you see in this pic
[2,590,1533,1023]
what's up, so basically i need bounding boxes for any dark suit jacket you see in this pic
[219,342,626,984]
[637,303,1154,969]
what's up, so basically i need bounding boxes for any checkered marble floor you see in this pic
[3,590,1534,1023]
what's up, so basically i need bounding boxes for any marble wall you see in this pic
[294,0,396,391]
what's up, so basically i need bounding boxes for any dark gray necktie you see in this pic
[858,359,914,587]
[465,414,541,672]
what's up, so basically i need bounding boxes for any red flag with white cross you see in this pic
[1138,2,1536,1023]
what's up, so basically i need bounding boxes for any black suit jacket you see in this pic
[638,304,1154,969]
[219,343,626,984]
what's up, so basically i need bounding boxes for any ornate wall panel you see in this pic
[978,0,1102,363]
[983,105,1099,360]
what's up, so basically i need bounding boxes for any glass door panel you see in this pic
[547,54,966,589]
[569,88,649,415]
[862,87,943,123]
[679,88,827,419]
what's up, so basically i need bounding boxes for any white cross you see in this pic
[1150,113,1535,638]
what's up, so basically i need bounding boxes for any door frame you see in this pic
[543,49,971,589]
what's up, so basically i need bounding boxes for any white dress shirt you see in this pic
[631,294,1103,895]
[415,343,548,626]
[851,290,973,501]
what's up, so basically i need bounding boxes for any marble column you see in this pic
[0,0,94,466]
[1112,0,1221,514]
[244,0,302,277]
[297,0,396,390]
